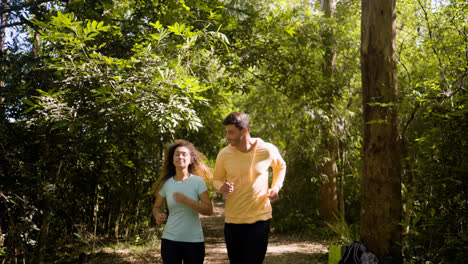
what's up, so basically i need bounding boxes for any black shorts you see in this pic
[161,238,205,264]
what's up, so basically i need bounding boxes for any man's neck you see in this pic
[236,135,257,153]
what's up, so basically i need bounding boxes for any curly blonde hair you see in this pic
[151,139,212,196]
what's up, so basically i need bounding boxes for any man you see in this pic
[213,112,287,264]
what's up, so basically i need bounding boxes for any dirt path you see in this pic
[201,200,329,264]
[86,200,329,263]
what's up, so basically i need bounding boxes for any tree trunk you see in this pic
[133,200,140,234]
[319,0,339,222]
[92,185,99,252]
[360,0,401,258]
[1,0,6,89]
[338,146,345,218]
[33,26,40,59]
[107,208,112,238]
[322,0,336,77]
[320,133,339,222]
[115,206,121,239]
[32,1,41,59]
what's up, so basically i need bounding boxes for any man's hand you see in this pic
[220,182,234,195]
[268,186,280,203]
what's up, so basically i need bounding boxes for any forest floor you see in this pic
[85,200,329,264]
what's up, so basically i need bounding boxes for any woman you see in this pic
[152,139,213,264]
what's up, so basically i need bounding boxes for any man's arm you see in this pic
[270,158,286,190]
[268,146,287,203]
[212,152,227,192]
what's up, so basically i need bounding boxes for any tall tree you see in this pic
[319,0,340,222]
[360,0,401,258]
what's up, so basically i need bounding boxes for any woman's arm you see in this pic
[173,191,213,216]
[152,194,167,224]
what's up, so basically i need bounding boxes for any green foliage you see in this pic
[227,0,362,233]
[1,1,233,262]
[29,10,221,134]
[325,212,360,246]
[397,0,468,262]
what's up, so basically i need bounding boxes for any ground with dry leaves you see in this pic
[85,200,329,264]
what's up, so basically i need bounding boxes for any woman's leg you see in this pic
[161,239,183,264]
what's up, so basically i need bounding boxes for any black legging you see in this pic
[224,220,270,264]
[161,238,205,264]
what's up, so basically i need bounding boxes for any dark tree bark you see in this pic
[360,0,401,258]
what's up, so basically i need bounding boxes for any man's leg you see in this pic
[224,223,244,264]
[181,241,205,264]
[244,220,270,264]
[225,221,270,264]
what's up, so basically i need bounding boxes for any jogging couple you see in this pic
[152,111,287,264]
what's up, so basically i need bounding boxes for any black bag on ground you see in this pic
[378,255,403,264]
[338,241,366,264]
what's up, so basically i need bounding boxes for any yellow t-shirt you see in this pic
[213,138,287,224]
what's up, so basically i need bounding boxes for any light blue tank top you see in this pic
[158,174,208,242]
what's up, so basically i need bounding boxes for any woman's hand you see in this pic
[173,191,213,216]
[155,212,167,224]
[173,192,188,204]
[153,194,167,225]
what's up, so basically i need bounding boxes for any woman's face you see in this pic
[173,146,191,169]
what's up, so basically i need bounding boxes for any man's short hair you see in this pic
[223,112,250,130]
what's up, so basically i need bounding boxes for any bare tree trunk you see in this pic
[320,132,339,221]
[92,185,99,252]
[133,200,141,234]
[401,140,415,255]
[115,205,126,240]
[0,0,5,52]
[319,0,339,222]
[402,173,414,236]
[360,0,401,258]
[1,0,7,89]
[107,209,112,238]
[33,30,40,59]
[322,0,336,77]
[338,146,345,217]
[33,2,40,60]
[115,206,121,239]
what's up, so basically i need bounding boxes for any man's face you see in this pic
[225,124,242,147]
